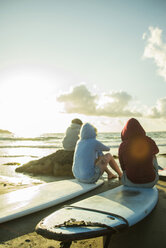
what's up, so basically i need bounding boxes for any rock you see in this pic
[15,149,74,177]
[53,162,73,177]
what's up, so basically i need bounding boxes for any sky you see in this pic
[0,0,166,136]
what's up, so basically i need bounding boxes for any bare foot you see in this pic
[108,174,117,179]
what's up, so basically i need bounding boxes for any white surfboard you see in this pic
[0,179,103,224]
[36,185,158,244]
[158,167,166,181]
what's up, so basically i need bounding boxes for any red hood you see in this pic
[121,118,146,141]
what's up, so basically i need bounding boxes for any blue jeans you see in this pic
[121,157,159,188]
[76,166,102,184]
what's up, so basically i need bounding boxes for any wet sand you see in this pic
[0,177,166,248]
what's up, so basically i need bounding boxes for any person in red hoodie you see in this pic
[118,118,159,187]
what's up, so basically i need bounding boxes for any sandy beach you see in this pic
[0,177,166,248]
[0,0,166,247]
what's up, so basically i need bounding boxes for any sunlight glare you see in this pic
[0,66,64,136]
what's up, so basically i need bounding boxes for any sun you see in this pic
[0,65,66,137]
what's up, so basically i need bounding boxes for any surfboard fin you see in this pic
[60,241,72,248]
[158,165,164,170]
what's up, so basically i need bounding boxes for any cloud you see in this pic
[143,26,166,81]
[96,91,142,117]
[148,97,166,118]
[57,84,142,117]
[57,84,97,115]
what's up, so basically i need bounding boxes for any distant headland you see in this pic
[0,129,13,134]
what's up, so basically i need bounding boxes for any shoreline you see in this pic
[0,177,166,247]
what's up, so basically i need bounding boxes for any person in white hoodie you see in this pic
[72,123,122,183]
[62,119,83,151]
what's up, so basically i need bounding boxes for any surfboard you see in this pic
[36,185,158,247]
[159,167,166,181]
[0,179,103,224]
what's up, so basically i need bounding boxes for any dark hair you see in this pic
[71,118,83,125]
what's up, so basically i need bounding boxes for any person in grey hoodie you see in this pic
[62,119,83,151]
[72,123,122,183]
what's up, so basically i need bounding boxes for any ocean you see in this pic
[0,131,166,184]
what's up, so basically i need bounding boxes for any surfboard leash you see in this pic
[64,205,129,227]
[55,218,119,248]
[55,205,129,248]
[56,218,118,248]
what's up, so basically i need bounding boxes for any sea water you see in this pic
[0,131,166,183]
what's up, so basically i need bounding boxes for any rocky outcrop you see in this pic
[15,149,74,177]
